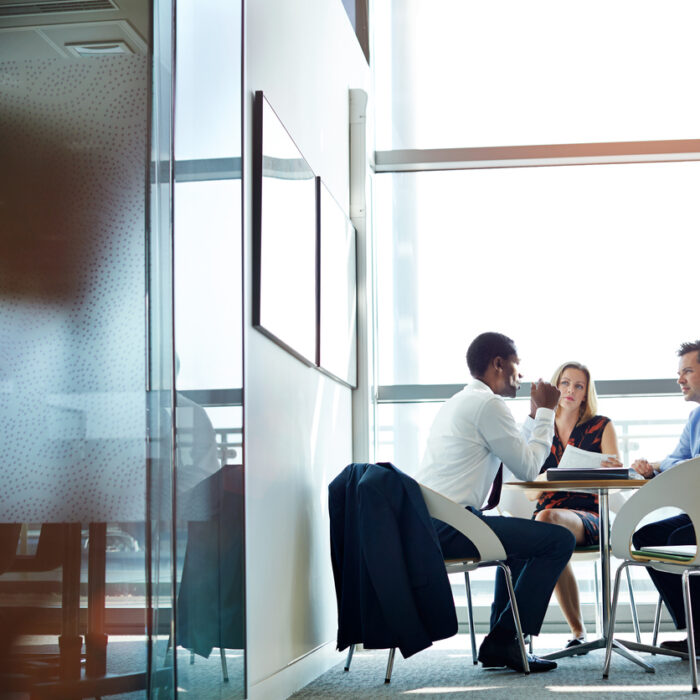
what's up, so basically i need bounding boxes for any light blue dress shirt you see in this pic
[658,405,700,472]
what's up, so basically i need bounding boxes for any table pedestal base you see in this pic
[543,635,688,674]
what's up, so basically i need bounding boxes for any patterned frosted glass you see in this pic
[0,56,147,523]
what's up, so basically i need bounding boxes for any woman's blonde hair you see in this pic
[551,361,598,425]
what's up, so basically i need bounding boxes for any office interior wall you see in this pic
[244,0,369,697]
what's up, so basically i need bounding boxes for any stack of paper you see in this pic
[546,445,634,481]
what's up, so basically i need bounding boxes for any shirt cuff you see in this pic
[534,407,555,422]
[657,459,675,473]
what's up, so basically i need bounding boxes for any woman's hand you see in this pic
[601,455,623,468]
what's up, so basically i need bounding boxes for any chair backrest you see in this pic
[610,456,700,565]
[419,483,507,562]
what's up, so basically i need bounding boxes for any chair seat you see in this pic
[571,545,599,561]
[444,558,480,574]
[444,557,479,565]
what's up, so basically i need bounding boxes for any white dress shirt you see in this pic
[416,379,555,510]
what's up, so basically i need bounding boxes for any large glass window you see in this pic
[371,1,700,632]
[375,162,700,386]
[374,0,700,150]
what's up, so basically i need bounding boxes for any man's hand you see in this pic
[631,458,655,478]
[530,379,561,415]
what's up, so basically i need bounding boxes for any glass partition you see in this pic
[0,1,155,696]
[0,0,244,696]
[173,0,244,696]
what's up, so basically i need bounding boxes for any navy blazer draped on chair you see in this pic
[329,462,457,658]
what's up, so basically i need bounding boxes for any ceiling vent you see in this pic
[0,0,116,17]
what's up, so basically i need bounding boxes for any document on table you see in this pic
[557,445,617,469]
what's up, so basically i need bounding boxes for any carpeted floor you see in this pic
[290,633,699,699]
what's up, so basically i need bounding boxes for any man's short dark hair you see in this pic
[466,332,517,378]
[678,340,700,362]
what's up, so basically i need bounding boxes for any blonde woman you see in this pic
[530,362,621,652]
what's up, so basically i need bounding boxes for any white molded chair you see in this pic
[498,484,642,643]
[345,483,531,681]
[603,456,700,692]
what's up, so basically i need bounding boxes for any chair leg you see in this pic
[497,562,529,674]
[344,644,355,671]
[593,559,601,637]
[626,566,642,644]
[682,570,698,694]
[651,595,662,652]
[464,572,478,665]
[384,648,396,683]
[220,647,229,683]
[603,562,627,678]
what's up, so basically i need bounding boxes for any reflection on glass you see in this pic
[254,92,317,365]
[173,1,244,695]
[319,181,358,386]
[0,4,152,696]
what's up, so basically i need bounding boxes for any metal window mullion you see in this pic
[374,140,700,174]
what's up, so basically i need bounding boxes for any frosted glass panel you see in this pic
[374,0,700,149]
[0,11,154,691]
[0,56,147,523]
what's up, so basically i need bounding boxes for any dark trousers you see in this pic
[434,510,576,637]
[632,513,699,634]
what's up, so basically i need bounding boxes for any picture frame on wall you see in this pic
[317,178,357,388]
[252,90,317,366]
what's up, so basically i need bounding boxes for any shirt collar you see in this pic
[469,378,494,394]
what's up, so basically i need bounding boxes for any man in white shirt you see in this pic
[417,332,576,673]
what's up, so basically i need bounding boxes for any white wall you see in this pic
[243,1,370,698]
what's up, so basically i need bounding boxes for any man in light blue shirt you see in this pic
[632,339,700,654]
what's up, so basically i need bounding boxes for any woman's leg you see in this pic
[534,508,587,638]
[552,563,585,638]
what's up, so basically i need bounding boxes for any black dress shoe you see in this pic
[477,636,557,673]
[660,638,700,655]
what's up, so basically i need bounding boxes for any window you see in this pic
[374,0,700,150]
[374,162,700,387]
[370,0,700,628]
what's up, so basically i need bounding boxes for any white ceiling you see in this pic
[0,0,148,60]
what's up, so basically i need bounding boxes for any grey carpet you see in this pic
[290,634,699,699]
